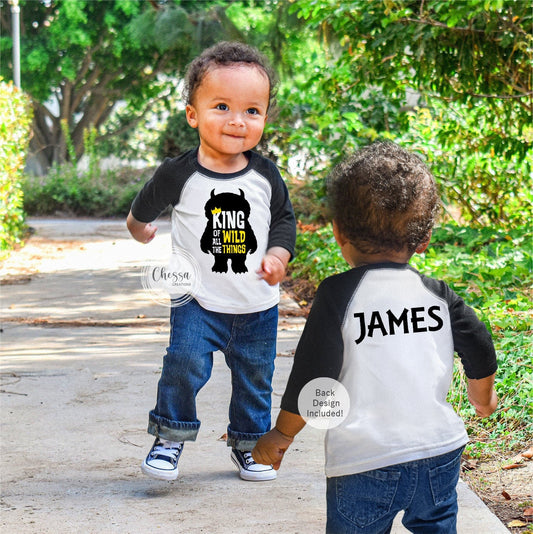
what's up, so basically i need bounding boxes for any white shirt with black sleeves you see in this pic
[131,149,296,314]
[280,262,497,478]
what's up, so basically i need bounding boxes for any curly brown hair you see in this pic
[327,141,440,255]
[183,41,277,110]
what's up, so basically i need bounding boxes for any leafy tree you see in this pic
[0,0,242,173]
[279,0,532,224]
[292,0,531,153]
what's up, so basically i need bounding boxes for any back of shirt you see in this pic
[280,263,497,477]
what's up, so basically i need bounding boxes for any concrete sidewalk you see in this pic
[0,218,508,533]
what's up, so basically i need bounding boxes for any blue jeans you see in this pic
[326,446,465,534]
[147,299,278,451]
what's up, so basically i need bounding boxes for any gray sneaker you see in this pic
[141,438,183,481]
[231,449,277,481]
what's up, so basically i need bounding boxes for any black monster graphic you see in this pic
[200,189,257,273]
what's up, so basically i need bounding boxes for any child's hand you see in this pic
[138,222,158,244]
[256,247,290,286]
[467,374,498,418]
[127,211,158,244]
[257,254,285,285]
[252,428,294,470]
[469,388,498,418]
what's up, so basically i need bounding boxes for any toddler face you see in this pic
[186,64,270,161]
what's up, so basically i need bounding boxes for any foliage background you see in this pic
[0,0,240,173]
[268,0,532,226]
[0,80,32,256]
[0,0,531,462]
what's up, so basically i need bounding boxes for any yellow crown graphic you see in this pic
[211,207,221,215]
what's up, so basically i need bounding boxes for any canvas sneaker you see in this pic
[231,449,277,481]
[141,438,183,481]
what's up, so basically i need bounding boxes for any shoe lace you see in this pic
[152,441,183,459]
[242,451,255,465]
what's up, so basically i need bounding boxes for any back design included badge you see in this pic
[200,189,257,273]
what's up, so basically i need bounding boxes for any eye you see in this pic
[246,108,260,115]
[215,103,228,111]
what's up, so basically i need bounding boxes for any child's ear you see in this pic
[185,104,198,129]
[415,232,432,254]
[332,220,348,247]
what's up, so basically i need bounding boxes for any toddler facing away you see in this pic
[253,141,497,533]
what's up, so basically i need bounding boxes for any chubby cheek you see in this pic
[248,121,266,142]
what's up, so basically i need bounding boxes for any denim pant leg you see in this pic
[224,305,278,451]
[401,446,464,534]
[326,446,465,534]
[326,467,400,534]
[148,300,221,442]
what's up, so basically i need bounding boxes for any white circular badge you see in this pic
[141,247,201,307]
[298,377,350,430]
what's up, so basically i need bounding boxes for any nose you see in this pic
[228,113,245,127]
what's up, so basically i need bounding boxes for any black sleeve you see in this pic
[263,159,296,259]
[280,277,346,414]
[130,156,189,223]
[448,288,498,379]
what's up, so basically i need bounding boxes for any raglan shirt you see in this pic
[280,263,497,478]
[131,149,296,314]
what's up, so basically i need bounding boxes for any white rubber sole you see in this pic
[141,460,179,481]
[231,452,277,482]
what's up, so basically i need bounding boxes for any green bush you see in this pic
[399,105,533,227]
[23,123,154,218]
[22,164,152,217]
[0,80,33,255]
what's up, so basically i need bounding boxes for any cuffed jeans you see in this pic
[326,446,465,534]
[148,299,278,451]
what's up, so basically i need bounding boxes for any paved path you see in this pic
[0,218,508,533]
